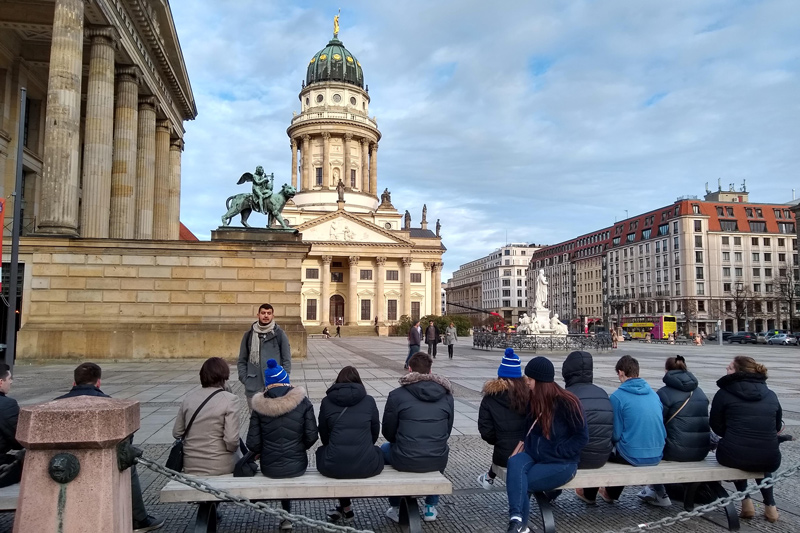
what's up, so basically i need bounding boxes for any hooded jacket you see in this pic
[382,372,454,473]
[247,385,318,478]
[316,382,384,479]
[610,378,666,466]
[657,370,710,462]
[710,372,782,473]
[478,378,529,467]
[523,399,589,465]
[561,351,613,469]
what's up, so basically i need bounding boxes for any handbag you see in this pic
[166,389,224,471]
[665,391,693,425]
[510,420,537,458]
[234,437,259,477]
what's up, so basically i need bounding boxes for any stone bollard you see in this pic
[13,396,140,533]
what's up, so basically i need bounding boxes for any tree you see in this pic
[776,267,800,331]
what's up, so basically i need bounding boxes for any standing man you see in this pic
[55,362,164,532]
[425,320,441,359]
[405,319,422,370]
[238,303,292,406]
[335,323,341,337]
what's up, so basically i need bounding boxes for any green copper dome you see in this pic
[306,38,364,88]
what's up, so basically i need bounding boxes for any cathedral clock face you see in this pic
[333,94,342,103]
[316,94,323,103]
[350,97,357,105]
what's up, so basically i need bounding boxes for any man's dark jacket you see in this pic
[561,351,613,469]
[424,325,441,345]
[56,384,110,400]
[657,370,709,462]
[477,378,528,467]
[710,372,782,473]
[382,372,454,473]
[0,393,20,454]
[247,385,317,478]
[316,382,383,479]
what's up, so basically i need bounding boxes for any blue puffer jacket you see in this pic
[523,399,588,465]
[610,378,666,466]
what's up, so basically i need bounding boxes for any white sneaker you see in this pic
[385,506,400,523]
[280,518,293,530]
[477,472,495,490]
[648,493,672,508]
[637,487,657,502]
[423,505,438,522]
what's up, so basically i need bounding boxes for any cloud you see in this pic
[171,0,800,280]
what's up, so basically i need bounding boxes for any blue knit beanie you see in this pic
[498,348,523,379]
[264,359,290,386]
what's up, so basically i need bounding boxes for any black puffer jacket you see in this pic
[657,370,710,462]
[710,372,782,473]
[478,378,529,468]
[0,393,20,454]
[561,351,613,469]
[247,385,318,478]
[382,372,454,473]
[316,382,383,479]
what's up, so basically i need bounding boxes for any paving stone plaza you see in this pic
[4,337,800,532]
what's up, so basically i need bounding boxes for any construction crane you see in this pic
[446,302,506,332]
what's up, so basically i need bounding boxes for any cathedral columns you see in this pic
[343,133,352,189]
[424,262,433,316]
[79,27,117,238]
[402,257,412,318]
[134,97,157,239]
[321,256,332,326]
[432,262,443,316]
[369,142,378,196]
[290,138,298,189]
[151,120,171,239]
[37,0,85,236]
[322,133,331,189]
[360,139,369,193]
[347,256,360,325]
[301,134,311,190]
[109,67,140,239]
[167,139,183,240]
[375,257,386,323]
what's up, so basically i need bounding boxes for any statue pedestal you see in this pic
[211,227,301,243]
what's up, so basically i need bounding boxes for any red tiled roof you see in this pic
[179,223,199,241]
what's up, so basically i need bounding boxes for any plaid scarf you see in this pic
[249,320,275,368]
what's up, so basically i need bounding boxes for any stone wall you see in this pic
[15,236,310,360]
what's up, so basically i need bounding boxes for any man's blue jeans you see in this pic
[506,452,576,520]
[405,345,420,367]
[381,443,439,506]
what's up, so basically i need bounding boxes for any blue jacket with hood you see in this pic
[610,378,666,466]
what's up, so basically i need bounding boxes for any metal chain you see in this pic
[603,461,800,533]
[136,456,376,533]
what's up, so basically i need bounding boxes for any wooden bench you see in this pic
[160,466,452,533]
[0,484,19,511]
[531,456,763,533]
[307,333,327,339]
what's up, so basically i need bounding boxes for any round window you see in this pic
[316,94,323,103]
[332,94,342,103]
[350,96,357,105]
[384,222,392,230]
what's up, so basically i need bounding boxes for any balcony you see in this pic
[290,110,379,130]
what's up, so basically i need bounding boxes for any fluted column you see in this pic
[348,256,360,325]
[301,134,311,190]
[152,120,171,239]
[423,262,433,315]
[110,66,140,239]
[375,257,386,324]
[79,28,117,238]
[360,139,369,194]
[134,97,157,239]
[37,0,84,236]
[343,133,352,189]
[433,262,443,316]
[322,132,331,189]
[321,256,332,326]
[290,138,297,189]
[167,138,182,239]
[402,257,413,318]
[369,142,378,196]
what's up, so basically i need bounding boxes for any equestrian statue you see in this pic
[221,165,296,229]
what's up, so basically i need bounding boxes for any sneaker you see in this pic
[326,506,354,523]
[423,505,437,522]
[648,493,672,508]
[598,487,616,503]
[637,487,657,502]
[507,519,531,533]
[477,472,495,490]
[385,506,400,523]
[133,515,165,533]
[280,518,293,530]
[575,488,596,505]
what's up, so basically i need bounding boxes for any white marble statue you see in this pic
[550,313,569,335]
[533,269,549,310]
[518,313,532,334]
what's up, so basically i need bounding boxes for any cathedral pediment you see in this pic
[297,211,413,245]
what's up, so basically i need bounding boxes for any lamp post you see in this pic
[736,282,748,332]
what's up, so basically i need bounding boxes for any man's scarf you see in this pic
[249,320,275,367]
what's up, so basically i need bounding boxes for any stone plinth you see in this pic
[14,397,139,533]
[211,227,302,243]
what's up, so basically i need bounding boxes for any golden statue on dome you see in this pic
[333,10,340,38]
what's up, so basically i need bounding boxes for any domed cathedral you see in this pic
[281,17,445,333]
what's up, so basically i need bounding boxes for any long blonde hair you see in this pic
[732,356,768,376]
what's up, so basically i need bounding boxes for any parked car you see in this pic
[757,332,771,344]
[707,331,734,342]
[728,332,757,344]
[621,331,632,341]
[768,334,798,346]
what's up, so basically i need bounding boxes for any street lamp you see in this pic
[736,282,748,332]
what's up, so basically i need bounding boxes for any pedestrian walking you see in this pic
[445,322,458,359]
[425,320,441,358]
[405,320,422,369]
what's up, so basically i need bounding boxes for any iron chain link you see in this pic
[602,461,800,533]
[136,456,376,533]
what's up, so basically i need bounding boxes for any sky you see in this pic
[170,0,800,280]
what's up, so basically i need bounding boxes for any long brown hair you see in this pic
[732,356,768,376]
[505,377,531,415]
[530,382,584,439]
[665,355,687,371]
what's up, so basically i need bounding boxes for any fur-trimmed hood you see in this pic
[251,386,307,417]
[398,372,452,403]
[482,377,512,396]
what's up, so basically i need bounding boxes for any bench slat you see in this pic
[0,484,19,510]
[160,467,452,503]
[559,456,763,490]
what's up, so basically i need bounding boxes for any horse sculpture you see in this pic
[221,183,297,229]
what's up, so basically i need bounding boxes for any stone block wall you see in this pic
[15,237,310,360]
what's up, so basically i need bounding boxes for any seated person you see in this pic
[0,364,22,489]
[247,359,317,531]
[382,352,454,523]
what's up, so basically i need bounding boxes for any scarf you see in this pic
[249,320,276,368]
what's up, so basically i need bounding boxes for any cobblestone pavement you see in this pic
[2,337,800,532]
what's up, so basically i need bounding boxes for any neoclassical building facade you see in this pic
[280,28,445,329]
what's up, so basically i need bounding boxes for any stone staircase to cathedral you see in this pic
[307,326,380,337]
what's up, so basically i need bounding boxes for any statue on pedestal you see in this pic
[404,210,411,229]
[221,167,296,229]
[337,179,346,202]
[533,269,549,311]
